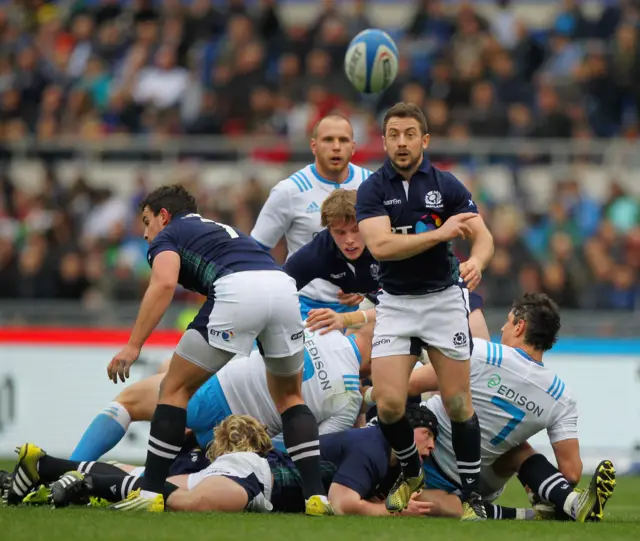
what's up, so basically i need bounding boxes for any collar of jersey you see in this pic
[310,163,354,186]
[172,211,192,220]
[514,347,544,367]
[382,152,432,180]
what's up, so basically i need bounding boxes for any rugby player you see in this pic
[366,293,616,522]
[70,324,372,459]
[355,102,494,518]
[103,185,331,515]
[283,189,380,334]
[251,114,373,319]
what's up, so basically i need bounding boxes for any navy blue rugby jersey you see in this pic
[147,212,281,295]
[319,427,399,501]
[283,229,380,298]
[355,154,478,295]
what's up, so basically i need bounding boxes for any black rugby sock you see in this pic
[282,404,325,499]
[378,415,422,479]
[37,456,125,484]
[518,454,575,515]
[451,412,482,498]
[139,404,186,493]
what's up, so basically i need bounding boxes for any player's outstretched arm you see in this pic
[359,214,476,262]
[107,251,179,383]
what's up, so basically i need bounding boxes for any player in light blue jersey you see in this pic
[250,113,373,319]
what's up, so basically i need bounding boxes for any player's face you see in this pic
[383,117,430,172]
[414,427,435,457]
[500,310,524,347]
[141,206,170,244]
[311,118,355,177]
[329,219,364,260]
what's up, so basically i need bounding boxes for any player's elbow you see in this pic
[367,240,394,262]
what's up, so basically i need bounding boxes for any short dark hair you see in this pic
[311,113,353,139]
[511,293,561,352]
[139,184,198,217]
[383,102,429,136]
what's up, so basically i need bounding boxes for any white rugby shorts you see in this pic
[205,270,304,358]
[371,285,471,361]
[187,451,273,512]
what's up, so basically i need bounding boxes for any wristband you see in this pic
[361,310,368,324]
[364,386,376,406]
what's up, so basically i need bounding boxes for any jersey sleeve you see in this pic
[147,228,180,267]
[547,396,579,444]
[317,393,363,435]
[282,239,323,290]
[331,448,385,498]
[250,181,293,249]
[355,177,387,223]
[442,172,479,217]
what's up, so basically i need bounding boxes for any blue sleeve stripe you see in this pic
[297,171,313,190]
[555,380,565,400]
[497,344,503,367]
[347,334,362,366]
[546,375,557,394]
[290,175,305,192]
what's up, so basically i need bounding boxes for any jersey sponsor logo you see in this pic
[453,332,468,348]
[290,330,304,341]
[370,263,380,281]
[304,335,331,391]
[391,225,413,234]
[415,213,442,234]
[487,373,502,388]
[495,385,544,417]
[306,202,321,213]
[372,338,391,348]
[425,190,443,208]
[330,272,347,279]
[210,329,235,342]
[384,199,402,206]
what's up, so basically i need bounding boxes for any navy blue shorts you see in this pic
[168,434,210,477]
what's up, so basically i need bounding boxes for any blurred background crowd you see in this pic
[0,0,639,314]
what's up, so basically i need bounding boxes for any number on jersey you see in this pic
[490,396,525,446]
[187,213,239,238]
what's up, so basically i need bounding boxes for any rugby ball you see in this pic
[344,29,399,94]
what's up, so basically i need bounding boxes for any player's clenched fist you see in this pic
[459,256,482,292]
[107,344,141,383]
[437,212,477,242]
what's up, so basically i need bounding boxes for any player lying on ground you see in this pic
[5,416,284,513]
[251,114,372,319]
[71,324,373,460]
[104,185,331,515]
[365,293,616,522]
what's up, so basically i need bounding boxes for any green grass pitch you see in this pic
[1,460,638,541]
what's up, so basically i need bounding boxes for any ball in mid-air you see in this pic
[344,28,399,94]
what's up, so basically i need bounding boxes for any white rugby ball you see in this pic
[344,28,399,94]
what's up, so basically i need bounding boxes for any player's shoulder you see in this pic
[271,165,316,196]
[350,163,375,184]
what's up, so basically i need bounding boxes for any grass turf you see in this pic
[1,460,638,541]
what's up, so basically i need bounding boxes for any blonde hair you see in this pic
[320,189,357,228]
[206,415,273,461]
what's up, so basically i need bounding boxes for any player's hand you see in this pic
[437,213,476,242]
[459,256,482,292]
[107,345,141,383]
[400,493,433,516]
[337,289,364,307]
[306,308,345,335]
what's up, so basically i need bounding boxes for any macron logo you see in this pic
[306,202,320,213]
[384,199,401,206]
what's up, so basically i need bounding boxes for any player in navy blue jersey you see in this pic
[104,185,333,516]
[355,103,494,520]
[283,189,380,333]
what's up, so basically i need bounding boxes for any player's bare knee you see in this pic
[376,394,406,424]
[442,392,472,423]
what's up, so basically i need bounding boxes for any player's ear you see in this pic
[159,208,171,226]
[310,137,317,156]
[381,134,387,153]
[422,133,431,150]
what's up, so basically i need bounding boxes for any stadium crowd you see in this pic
[0,0,638,310]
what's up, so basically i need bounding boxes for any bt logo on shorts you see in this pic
[453,332,468,348]
[372,338,391,348]
[210,329,235,342]
[291,330,304,341]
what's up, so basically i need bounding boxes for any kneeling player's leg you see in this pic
[70,374,163,461]
[140,331,233,495]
